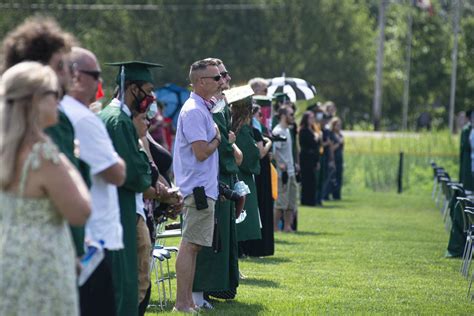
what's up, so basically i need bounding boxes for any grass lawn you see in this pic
[146,188,474,315]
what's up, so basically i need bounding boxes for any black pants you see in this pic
[79,250,116,316]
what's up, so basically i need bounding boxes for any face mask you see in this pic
[211,98,227,114]
[147,102,158,120]
[132,86,155,113]
[316,113,324,121]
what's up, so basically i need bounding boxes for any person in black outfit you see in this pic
[327,117,344,200]
[299,111,321,206]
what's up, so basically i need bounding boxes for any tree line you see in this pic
[0,0,473,130]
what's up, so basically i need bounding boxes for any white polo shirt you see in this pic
[62,95,124,250]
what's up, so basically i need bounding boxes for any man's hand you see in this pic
[228,131,236,144]
[167,192,184,219]
[214,124,221,143]
[155,183,180,204]
[279,163,286,171]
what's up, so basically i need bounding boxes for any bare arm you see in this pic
[191,139,220,161]
[43,154,91,226]
[98,157,126,186]
[257,137,273,159]
[233,143,243,166]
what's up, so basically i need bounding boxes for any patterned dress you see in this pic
[0,141,79,316]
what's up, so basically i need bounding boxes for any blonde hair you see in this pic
[0,61,58,189]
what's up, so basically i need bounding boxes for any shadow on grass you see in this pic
[208,300,266,315]
[294,230,340,237]
[274,239,297,245]
[146,301,174,313]
[146,295,266,314]
[244,256,291,264]
[240,277,280,288]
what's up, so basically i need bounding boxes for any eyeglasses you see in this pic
[220,71,230,78]
[43,90,60,99]
[79,69,101,81]
[201,74,222,82]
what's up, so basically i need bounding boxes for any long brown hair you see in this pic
[231,97,253,134]
[299,111,315,132]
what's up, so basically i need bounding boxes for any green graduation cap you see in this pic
[253,95,273,107]
[273,92,290,103]
[106,61,163,85]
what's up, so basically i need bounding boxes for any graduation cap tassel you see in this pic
[120,65,125,112]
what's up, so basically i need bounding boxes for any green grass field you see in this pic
[145,187,474,315]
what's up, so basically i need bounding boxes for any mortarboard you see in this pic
[106,61,163,85]
[253,95,272,107]
[273,92,290,103]
[223,85,254,105]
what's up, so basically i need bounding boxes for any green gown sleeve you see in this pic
[45,110,87,256]
[106,113,151,193]
[236,124,261,175]
[213,107,239,175]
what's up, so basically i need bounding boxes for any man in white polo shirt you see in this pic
[63,46,126,316]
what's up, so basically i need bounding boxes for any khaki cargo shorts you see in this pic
[181,195,216,247]
[275,175,297,211]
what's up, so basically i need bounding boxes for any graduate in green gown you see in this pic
[192,60,241,304]
[45,111,89,256]
[459,110,473,191]
[100,61,161,316]
[230,91,262,243]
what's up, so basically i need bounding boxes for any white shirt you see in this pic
[135,193,146,221]
[272,123,295,176]
[62,95,124,250]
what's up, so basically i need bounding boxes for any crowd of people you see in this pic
[0,16,344,315]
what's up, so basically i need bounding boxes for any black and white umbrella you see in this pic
[266,76,317,102]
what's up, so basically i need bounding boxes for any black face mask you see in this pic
[131,86,155,113]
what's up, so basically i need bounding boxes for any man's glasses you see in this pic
[220,71,230,78]
[79,69,101,81]
[201,74,222,82]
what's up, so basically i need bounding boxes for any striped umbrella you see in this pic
[266,76,317,102]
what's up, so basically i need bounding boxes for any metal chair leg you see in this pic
[461,234,471,274]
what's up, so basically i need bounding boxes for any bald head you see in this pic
[70,47,99,71]
[69,47,101,105]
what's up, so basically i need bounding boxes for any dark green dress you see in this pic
[236,124,262,242]
[45,109,88,256]
[193,106,239,293]
[100,105,151,316]
[459,123,473,190]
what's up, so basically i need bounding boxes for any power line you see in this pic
[0,2,284,11]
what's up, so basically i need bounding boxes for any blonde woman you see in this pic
[0,62,90,315]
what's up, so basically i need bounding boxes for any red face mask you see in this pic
[133,86,156,113]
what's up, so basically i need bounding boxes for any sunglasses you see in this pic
[79,69,101,81]
[201,74,222,82]
[220,71,230,78]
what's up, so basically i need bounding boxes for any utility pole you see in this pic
[449,0,461,133]
[402,1,414,131]
[373,0,388,131]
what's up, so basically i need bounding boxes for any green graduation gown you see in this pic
[45,110,88,256]
[459,123,473,190]
[236,124,262,242]
[100,105,151,316]
[193,106,239,293]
